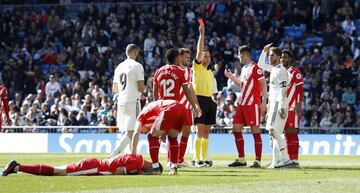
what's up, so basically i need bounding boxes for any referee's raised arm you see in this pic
[195,25,205,63]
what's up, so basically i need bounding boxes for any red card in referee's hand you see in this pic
[198,18,205,27]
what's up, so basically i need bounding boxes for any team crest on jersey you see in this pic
[257,69,262,75]
[296,73,302,79]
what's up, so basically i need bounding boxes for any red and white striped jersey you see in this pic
[179,66,192,109]
[153,65,190,106]
[0,86,9,113]
[0,86,9,130]
[287,66,304,109]
[238,62,265,106]
[137,100,178,128]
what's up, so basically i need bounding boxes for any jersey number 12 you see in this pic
[160,79,175,97]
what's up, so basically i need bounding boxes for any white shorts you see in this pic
[117,100,141,131]
[265,101,288,133]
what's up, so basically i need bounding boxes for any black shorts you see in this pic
[194,96,217,125]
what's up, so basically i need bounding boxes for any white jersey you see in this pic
[258,51,289,109]
[113,59,144,104]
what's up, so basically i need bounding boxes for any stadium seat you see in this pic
[60,64,67,72]
[40,64,50,73]
[305,36,323,49]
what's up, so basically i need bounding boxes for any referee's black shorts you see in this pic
[194,95,217,125]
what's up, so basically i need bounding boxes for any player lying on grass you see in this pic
[132,99,187,175]
[2,153,161,176]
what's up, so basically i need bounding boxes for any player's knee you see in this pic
[251,126,260,133]
[233,125,243,133]
[181,126,191,137]
[125,131,134,138]
[168,129,179,138]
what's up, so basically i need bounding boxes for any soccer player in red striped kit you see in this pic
[225,45,268,168]
[2,154,157,176]
[0,81,10,132]
[281,49,303,167]
[152,48,201,169]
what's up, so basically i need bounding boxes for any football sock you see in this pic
[253,133,262,161]
[167,139,170,162]
[200,138,209,161]
[148,134,160,164]
[168,136,179,164]
[285,133,293,160]
[292,133,299,160]
[272,137,280,164]
[234,132,245,159]
[109,134,131,159]
[195,136,201,161]
[274,132,289,161]
[178,136,188,163]
[19,164,54,176]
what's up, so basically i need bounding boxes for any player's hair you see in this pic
[166,48,179,64]
[202,49,210,53]
[125,44,139,56]
[238,45,252,54]
[270,47,282,56]
[179,48,191,55]
[282,49,293,58]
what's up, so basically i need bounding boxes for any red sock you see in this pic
[285,133,293,160]
[234,132,244,158]
[148,134,160,164]
[19,164,54,176]
[168,136,179,164]
[178,136,188,163]
[167,138,170,162]
[292,133,299,160]
[253,133,262,161]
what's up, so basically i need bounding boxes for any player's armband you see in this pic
[279,81,287,88]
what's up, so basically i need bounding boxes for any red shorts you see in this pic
[285,110,300,129]
[151,103,186,132]
[66,158,110,176]
[233,104,261,126]
[183,108,193,126]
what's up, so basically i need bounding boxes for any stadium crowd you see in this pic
[1,0,360,133]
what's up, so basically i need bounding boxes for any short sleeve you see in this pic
[212,76,218,94]
[254,66,265,80]
[113,68,120,84]
[294,71,303,86]
[178,68,187,85]
[135,63,145,81]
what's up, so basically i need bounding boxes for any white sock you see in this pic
[272,138,280,164]
[152,162,159,168]
[109,135,131,158]
[274,133,289,161]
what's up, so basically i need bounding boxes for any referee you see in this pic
[192,23,218,167]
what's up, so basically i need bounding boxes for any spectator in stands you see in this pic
[342,86,356,105]
[45,74,61,98]
[320,111,333,128]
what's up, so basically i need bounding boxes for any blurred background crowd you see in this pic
[0,0,360,133]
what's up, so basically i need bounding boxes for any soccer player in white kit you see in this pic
[109,44,146,158]
[258,43,293,168]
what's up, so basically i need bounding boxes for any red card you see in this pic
[198,18,205,27]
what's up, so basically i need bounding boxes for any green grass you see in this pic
[0,154,359,193]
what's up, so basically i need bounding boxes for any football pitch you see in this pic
[0,154,359,193]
